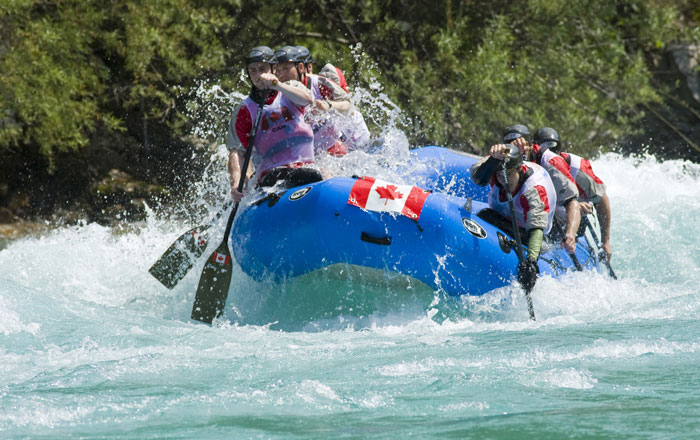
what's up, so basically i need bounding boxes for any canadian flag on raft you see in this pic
[212,252,231,265]
[347,176,430,221]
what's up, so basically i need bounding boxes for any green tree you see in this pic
[0,0,240,167]
[1,0,698,170]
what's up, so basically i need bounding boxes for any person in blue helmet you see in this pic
[503,125,581,253]
[226,46,320,202]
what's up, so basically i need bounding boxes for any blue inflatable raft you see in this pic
[231,146,604,297]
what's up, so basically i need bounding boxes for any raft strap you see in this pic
[360,232,392,245]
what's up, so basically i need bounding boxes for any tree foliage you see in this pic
[1,0,698,166]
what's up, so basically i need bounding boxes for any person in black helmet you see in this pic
[504,125,581,253]
[315,59,371,152]
[502,124,534,160]
[470,143,558,291]
[225,45,318,202]
[533,127,613,260]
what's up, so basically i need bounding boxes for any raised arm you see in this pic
[260,72,313,107]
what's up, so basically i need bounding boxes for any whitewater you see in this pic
[1,148,699,439]
[3,60,700,438]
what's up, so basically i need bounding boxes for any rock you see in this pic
[0,207,17,223]
[50,208,88,225]
[89,169,168,224]
[668,44,700,103]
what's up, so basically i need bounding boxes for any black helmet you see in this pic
[534,127,561,153]
[246,46,276,65]
[274,46,303,63]
[296,46,312,64]
[502,124,530,143]
[504,144,523,169]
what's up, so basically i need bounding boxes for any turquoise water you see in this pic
[1,153,699,439]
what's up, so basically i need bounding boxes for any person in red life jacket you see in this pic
[225,46,320,202]
[533,127,613,260]
[503,125,581,253]
[470,144,558,291]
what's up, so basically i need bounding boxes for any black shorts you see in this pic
[257,167,323,189]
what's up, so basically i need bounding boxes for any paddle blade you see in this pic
[191,242,233,324]
[149,226,209,289]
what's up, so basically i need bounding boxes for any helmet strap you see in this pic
[250,86,273,105]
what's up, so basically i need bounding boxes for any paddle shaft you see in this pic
[191,100,263,323]
[553,220,583,271]
[501,163,535,320]
[582,214,617,279]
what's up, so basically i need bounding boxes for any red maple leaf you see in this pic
[375,184,404,205]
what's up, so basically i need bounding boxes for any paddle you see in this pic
[190,100,263,324]
[148,200,233,289]
[553,220,584,272]
[582,214,617,279]
[501,162,536,321]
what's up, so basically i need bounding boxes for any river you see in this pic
[1,149,699,438]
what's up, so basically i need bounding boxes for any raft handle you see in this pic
[361,232,392,245]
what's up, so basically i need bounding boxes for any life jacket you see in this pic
[303,73,347,156]
[487,162,557,234]
[316,65,371,151]
[242,92,315,178]
[560,152,606,203]
[533,144,579,206]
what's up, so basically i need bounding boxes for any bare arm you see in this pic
[228,149,246,202]
[563,199,581,253]
[313,99,351,114]
[267,76,313,107]
[595,192,612,258]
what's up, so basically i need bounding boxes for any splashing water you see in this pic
[2,58,700,438]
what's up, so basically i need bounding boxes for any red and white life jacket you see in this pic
[560,152,606,203]
[487,162,557,234]
[304,73,347,156]
[534,144,579,205]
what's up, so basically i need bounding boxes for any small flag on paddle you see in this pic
[212,252,230,265]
